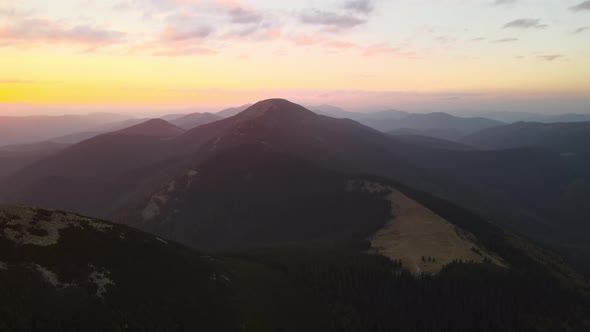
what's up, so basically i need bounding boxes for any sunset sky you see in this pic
[1,0,589,115]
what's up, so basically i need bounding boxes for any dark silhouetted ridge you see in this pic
[234,98,316,120]
[113,118,185,137]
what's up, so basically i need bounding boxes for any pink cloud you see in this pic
[161,25,213,42]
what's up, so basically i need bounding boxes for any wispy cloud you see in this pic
[503,19,547,29]
[573,26,589,34]
[493,37,519,43]
[570,1,590,11]
[0,18,125,46]
[161,24,213,42]
[436,36,456,44]
[299,10,367,30]
[342,0,375,14]
[493,0,517,5]
[227,7,263,24]
[538,54,566,61]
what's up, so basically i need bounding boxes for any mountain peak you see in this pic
[114,118,185,137]
[236,99,316,119]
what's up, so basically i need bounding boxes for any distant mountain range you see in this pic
[2,99,590,271]
[0,113,130,146]
[462,121,590,154]
[459,111,590,123]
[168,112,223,130]
[1,99,590,330]
[2,104,587,148]
[311,105,503,140]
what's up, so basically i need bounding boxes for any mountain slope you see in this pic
[2,204,588,331]
[3,99,590,276]
[113,118,185,137]
[462,121,590,154]
[468,111,590,123]
[382,112,503,140]
[0,205,237,331]
[217,104,252,117]
[0,99,435,219]
[387,132,474,150]
[169,112,223,130]
[116,145,393,251]
[113,145,524,275]
[0,119,189,217]
[174,99,428,182]
[0,142,68,181]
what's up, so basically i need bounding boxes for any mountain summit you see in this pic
[233,98,316,120]
[113,118,185,138]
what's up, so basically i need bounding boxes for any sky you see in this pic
[0,0,589,115]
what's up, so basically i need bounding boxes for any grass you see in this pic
[368,185,504,273]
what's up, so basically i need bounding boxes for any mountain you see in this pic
[0,119,181,185]
[0,141,68,181]
[2,99,590,330]
[44,119,180,145]
[462,121,590,153]
[113,118,185,137]
[0,119,189,217]
[383,112,504,140]
[464,111,590,123]
[0,99,446,235]
[116,146,394,251]
[216,104,252,117]
[169,112,223,130]
[97,118,149,132]
[48,131,104,145]
[0,113,132,146]
[160,113,187,121]
[548,114,590,123]
[310,106,502,140]
[0,204,241,331]
[2,204,589,331]
[3,99,590,275]
[388,132,474,151]
[457,123,590,256]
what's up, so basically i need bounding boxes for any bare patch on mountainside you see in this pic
[352,181,504,273]
[88,265,115,298]
[0,206,112,246]
[29,263,72,288]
